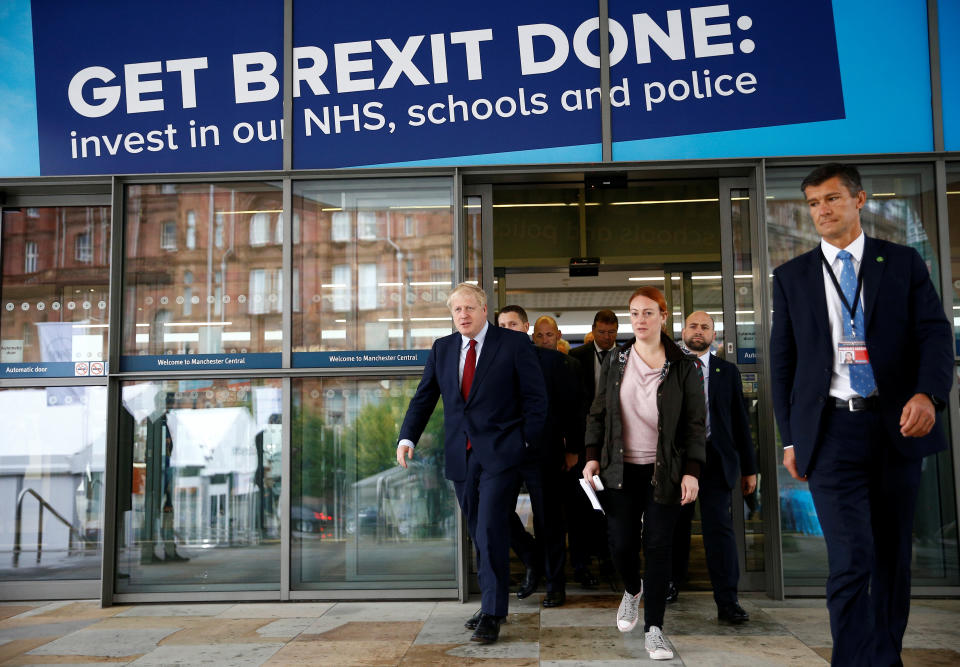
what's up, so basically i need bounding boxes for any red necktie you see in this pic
[462,339,476,449]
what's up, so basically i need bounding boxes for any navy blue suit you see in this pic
[399,324,547,616]
[771,235,953,665]
[673,353,756,608]
[510,346,584,592]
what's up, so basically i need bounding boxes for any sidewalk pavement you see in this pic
[1,592,958,665]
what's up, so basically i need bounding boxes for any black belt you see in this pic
[833,396,879,412]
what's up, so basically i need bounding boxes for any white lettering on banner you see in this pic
[68,58,209,118]
[233,52,280,104]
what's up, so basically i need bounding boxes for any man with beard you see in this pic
[670,310,757,624]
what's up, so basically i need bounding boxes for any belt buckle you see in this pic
[848,398,862,412]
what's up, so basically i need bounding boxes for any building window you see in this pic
[358,210,377,240]
[215,212,224,248]
[331,264,351,311]
[161,221,177,250]
[26,208,39,218]
[331,211,350,242]
[24,241,38,273]
[75,232,93,263]
[404,215,414,237]
[183,270,193,316]
[358,263,378,310]
[186,211,197,249]
[250,212,270,246]
[249,268,282,314]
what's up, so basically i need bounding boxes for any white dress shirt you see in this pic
[820,232,866,400]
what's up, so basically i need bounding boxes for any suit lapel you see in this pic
[806,249,831,343]
[467,323,499,403]
[860,235,885,328]
[446,333,466,403]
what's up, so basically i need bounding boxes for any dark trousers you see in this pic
[807,406,922,667]
[671,444,740,608]
[603,462,680,631]
[454,450,522,618]
[510,460,566,592]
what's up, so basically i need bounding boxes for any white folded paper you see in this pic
[579,477,605,514]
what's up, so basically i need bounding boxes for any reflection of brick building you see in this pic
[1,207,111,363]
[125,184,284,356]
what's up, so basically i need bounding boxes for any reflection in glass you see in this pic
[1,207,111,365]
[766,164,958,586]
[292,377,457,589]
[0,386,106,581]
[116,378,282,591]
[123,183,283,357]
[947,164,960,356]
[293,178,454,355]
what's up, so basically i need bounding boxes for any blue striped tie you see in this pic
[837,250,876,397]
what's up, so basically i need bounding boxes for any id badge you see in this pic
[838,339,870,365]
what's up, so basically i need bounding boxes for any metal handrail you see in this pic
[13,488,89,566]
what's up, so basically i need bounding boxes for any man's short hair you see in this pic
[534,315,558,330]
[499,304,528,325]
[446,282,487,309]
[593,309,619,327]
[800,163,863,197]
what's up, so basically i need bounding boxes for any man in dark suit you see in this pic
[671,310,757,623]
[498,306,584,608]
[770,163,953,666]
[398,283,547,644]
[567,309,619,587]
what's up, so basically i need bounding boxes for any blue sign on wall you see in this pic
[6,0,938,176]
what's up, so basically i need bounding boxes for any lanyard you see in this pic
[820,249,864,333]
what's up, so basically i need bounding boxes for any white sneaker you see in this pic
[644,625,674,660]
[616,587,642,632]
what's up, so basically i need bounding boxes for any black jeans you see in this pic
[602,462,680,631]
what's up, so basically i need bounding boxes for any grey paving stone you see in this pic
[0,619,100,640]
[255,617,316,639]
[446,640,540,659]
[116,603,234,617]
[27,627,179,657]
[127,642,283,666]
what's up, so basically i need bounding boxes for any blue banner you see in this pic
[293,350,429,368]
[120,353,280,372]
[31,0,283,175]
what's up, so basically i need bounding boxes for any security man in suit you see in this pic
[670,310,757,624]
[770,163,953,666]
[567,309,619,587]
[398,283,548,644]
[498,306,584,608]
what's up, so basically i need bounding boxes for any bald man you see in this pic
[672,311,757,624]
[532,316,563,351]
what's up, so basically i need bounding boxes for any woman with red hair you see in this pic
[582,286,706,660]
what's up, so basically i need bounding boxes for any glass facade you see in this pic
[291,377,457,590]
[115,378,282,591]
[123,183,284,368]
[0,386,107,581]
[292,178,454,359]
[2,206,111,372]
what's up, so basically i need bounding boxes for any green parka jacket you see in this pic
[584,331,706,504]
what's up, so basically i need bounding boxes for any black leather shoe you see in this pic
[464,608,483,630]
[718,602,750,624]
[470,613,502,643]
[542,590,566,607]
[516,566,542,599]
[573,567,599,589]
[665,581,679,603]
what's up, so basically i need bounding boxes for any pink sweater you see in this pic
[619,349,660,464]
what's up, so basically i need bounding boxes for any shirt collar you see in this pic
[461,320,489,349]
[821,231,865,265]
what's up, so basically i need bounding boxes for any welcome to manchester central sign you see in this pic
[27,0,845,175]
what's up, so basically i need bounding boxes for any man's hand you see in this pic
[680,474,699,505]
[741,473,757,496]
[582,460,600,488]
[900,393,936,438]
[782,447,807,482]
[563,452,579,471]
[397,444,414,468]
